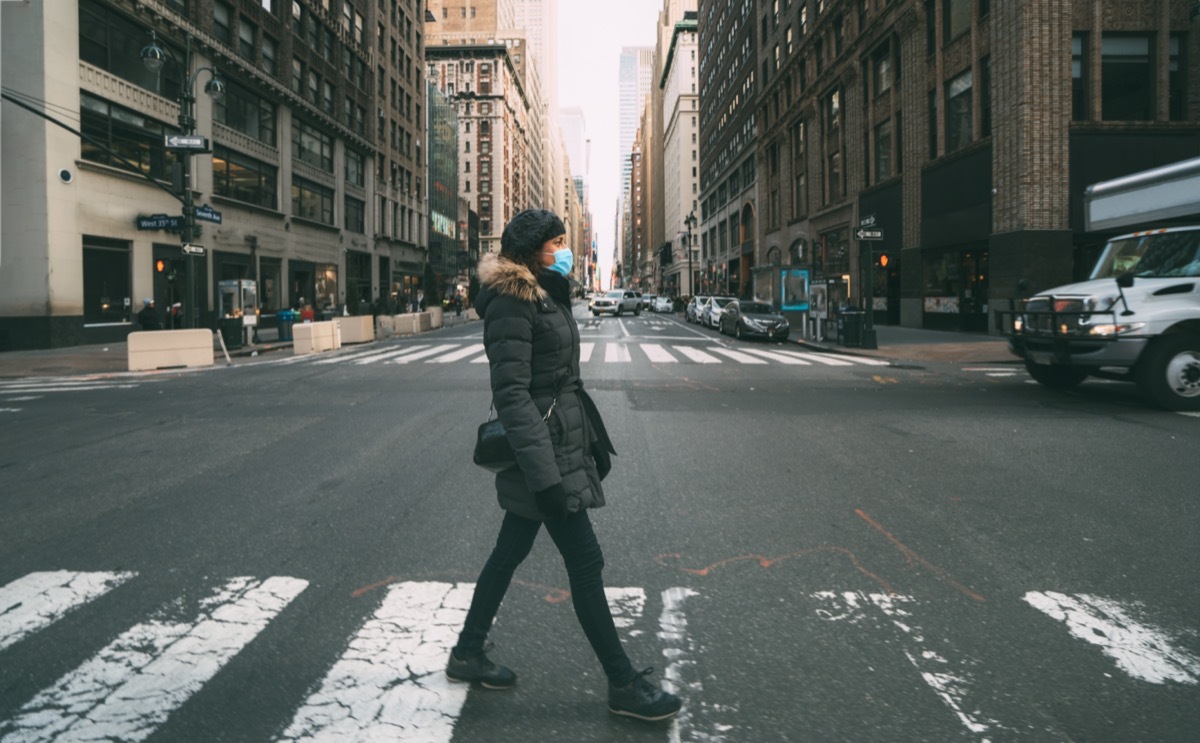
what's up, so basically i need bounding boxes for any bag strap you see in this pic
[488,371,567,423]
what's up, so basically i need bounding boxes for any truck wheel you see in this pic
[1135,335,1200,411]
[1024,361,1088,390]
[634,307,641,316]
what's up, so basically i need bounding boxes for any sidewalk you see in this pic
[0,313,1012,379]
[0,311,479,379]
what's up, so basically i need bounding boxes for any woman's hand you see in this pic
[535,483,569,520]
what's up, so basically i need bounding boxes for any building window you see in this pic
[82,237,132,325]
[945,69,972,152]
[943,0,970,44]
[292,58,303,93]
[238,16,255,60]
[873,42,892,96]
[824,88,840,131]
[827,151,842,202]
[292,119,333,171]
[874,119,893,182]
[345,148,364,187]
[214,80,276,145]
[213,145,277,209]
[1072,34,1088,121]
[79,92,176,181]
[1169,34,1186,122]
[345,196,365,233]
[980,56,991,137]
[262,35,276,75]
[79,0,181,99]
[1102,34,1153,121]
[292,177,334,224]
[213,1,233,45]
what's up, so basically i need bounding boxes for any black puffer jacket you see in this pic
[474,253,613,520]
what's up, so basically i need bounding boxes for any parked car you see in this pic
[719,299,790,341]
[652,295,673,313]
[686,296,709,323]
[637,292,652,311]
[703,296,736,328]
[590,289,642,316]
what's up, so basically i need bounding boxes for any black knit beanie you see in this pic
[500,209,566,257]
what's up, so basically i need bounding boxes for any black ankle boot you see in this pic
[607,667,681,721]
[445,644,517,689]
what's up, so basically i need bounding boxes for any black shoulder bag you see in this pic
[473,376,563,473]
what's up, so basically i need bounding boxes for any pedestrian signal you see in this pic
[156,259,167,273]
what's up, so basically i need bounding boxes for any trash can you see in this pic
[277,310,295,342]
[218,317,244,350]
[836,308,864,347]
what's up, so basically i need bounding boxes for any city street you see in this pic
[1,307,1198,742]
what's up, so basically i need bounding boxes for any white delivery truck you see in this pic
[1008,157,1200,410]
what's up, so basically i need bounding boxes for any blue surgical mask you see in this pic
[549,247,573,276]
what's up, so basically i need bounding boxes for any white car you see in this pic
[590,289,642,316]
[652,296,673,313]
[703,296,736,328]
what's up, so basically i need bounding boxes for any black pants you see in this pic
[456,509,636,685]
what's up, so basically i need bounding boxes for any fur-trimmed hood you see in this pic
[473,252,548,318]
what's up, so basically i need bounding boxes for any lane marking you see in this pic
[771,350,854,366]
[604,343,632,363]
[311,347,392,365]
[640,344,678,363]
[426,344,485,364]
[672,346,722,364]
[4,576,307,743]
[278,581,473,742]
[1023,591,1200,685]
[659,587,729,743]
[737,348,813,365]
[354,345,431,365]
[815,591,1004,739]
[391,345,461,364]
[708,347,767,365]
[579,342,595,362]
[0,571,137,652]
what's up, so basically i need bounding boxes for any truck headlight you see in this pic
[1013,317,1024,332]
[1087,322,1145,336]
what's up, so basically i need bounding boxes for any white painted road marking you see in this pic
[814,591,1004,739]
[354,345,431,364]
[604,343,632,363]
[579,342,595,362]
[2,576,307,743]
[641,344,678,363]
[709,347,767,364]
[278,581,473,742]
[1023,591,1200,685]
[391,345,461,364]
[672,346,722,364]
[738,348,813,365]
[426,343,485,363]
[0,571,137,652]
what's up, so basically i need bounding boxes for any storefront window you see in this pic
[315,263,338,310]
[82,237,131,324]
[923,250,960,298]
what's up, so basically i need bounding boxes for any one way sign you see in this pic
[856,228,883,240]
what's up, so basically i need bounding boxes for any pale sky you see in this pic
[557,0,660,289]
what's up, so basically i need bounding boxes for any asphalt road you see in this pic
[1,307,1198,742]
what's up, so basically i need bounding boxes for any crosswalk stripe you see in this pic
[709,347,768,364]
[427,343,486,363]
[672,346,722,363]
[773,350,855,366]
[4,576,307,743]
[354,345,431,365]
[0,571,137,652]
[737,348,813,365]
[278,581,472,742]
[391,345,460,364]
[579,342,594,362]
[471,353,490,364]
[604,343,632,363]
[640,344,678,363]
[311,347,389,365]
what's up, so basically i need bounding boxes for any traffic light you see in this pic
[155,258,167,273]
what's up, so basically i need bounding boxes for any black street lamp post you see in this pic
[683,211,697,297]
[141,32,224,329]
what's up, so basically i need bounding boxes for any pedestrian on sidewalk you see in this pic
[448,208,681,722]
[137,299,162,330]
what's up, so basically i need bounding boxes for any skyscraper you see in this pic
[618,46,654,198]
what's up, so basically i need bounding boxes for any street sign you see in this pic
[856,228,884,241]
[182,244,206,257]
[136,214,182,231]
[859,213,877,228]
[165,134,209,150]
[194,204,223,224]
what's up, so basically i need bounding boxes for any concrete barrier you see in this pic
[418,312,432,332]
[127,329,214,371]
[293,321,341,354]
[334,315,375,344]
[392,314,420,336]
[428,306,444,329]
[375,315,394,338]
